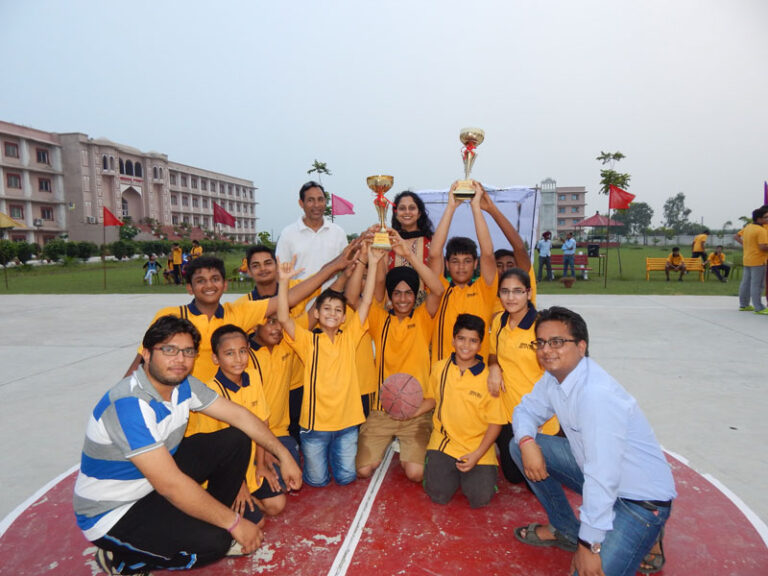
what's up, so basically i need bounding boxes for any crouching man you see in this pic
[510,307,675,576]
[74,315,301,575]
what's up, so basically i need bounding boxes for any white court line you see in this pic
[326,443,395,576]
[0,463,79,537]
[664,448,768,547]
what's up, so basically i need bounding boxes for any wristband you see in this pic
[518,436,535,448]
[357,258,368,265]
[227,513,241,533]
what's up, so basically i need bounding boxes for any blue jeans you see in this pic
[300,426,358,487]
[538,256,552,281]
[739,264,766,311]
[563,254,575,277]
[272,435,300,490]
[510,435,671,576]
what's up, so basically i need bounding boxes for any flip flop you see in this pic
[514,523,578,553]
[638,527,665,574]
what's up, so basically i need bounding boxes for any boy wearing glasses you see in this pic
[423,314,507,508]
[510,307,675,576]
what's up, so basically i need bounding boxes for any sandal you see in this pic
[514,523,578,553]
[638,527,665,574]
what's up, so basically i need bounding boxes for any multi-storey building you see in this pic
[539,177,587,238]
[1,120,258,245]
[0,121,67,244]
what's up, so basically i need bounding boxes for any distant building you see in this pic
[539,177,587,238]
[1,120,258,245]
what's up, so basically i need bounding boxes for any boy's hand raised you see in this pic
[276,256,304,283]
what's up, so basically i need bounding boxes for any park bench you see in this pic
[549,253,592,279]
[645,257,704,281]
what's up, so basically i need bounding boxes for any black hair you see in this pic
[535,306,589,356]
[299,180,327,202]
[390,191,434,237]
[211,324,248,355]
[192,240,200,245]
[716,245,724,249]
[671,247,680,253]
[494,248,515,260]
[499,267,531,291]
[142,315,201,351]
[315,288,347,309]
[184,255,226,283]
[245,244,276,264]
[445,236,478,260]
[752,206,768,222]
[453,313,485,341]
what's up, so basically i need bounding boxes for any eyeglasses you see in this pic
[530,337,578,350]
[499,288,528,297]
[153,345,197,358]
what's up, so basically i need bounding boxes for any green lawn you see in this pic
[0,246,742,295]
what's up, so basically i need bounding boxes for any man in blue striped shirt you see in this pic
[74,315,302,575]
[510,307,676,576]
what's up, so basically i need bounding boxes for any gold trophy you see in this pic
[454,127,485,199]
[367,174,394,250]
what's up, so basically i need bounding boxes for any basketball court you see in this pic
[1,293,767,574]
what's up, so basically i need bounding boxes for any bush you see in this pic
[65,241,81,259]
[109,240,136,260]
[42,239,68,262]
[0,240,16,266]
[77,241,98,261]
[15,241,36,264]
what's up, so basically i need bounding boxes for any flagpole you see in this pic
[603,208,609,289]
[102,216,107,290]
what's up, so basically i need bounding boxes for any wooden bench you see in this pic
[549,254,592,279]
[646,257,704,281]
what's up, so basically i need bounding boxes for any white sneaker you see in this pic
[95,548,153,575]
[226,539,248,557]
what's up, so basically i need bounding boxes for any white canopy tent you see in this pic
[415,186,540,263]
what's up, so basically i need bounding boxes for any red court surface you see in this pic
[1,451,766,576]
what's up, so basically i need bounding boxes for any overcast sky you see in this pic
[2,0,766,237]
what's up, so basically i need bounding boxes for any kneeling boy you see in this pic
[423,314,507,508]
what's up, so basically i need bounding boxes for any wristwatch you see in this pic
[578,538,602,554]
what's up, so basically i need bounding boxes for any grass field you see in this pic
[0,246,742,296]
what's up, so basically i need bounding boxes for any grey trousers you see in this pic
[739,264,766,311]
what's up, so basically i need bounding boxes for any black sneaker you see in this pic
[95,548,153,576]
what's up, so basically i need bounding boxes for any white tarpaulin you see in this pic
[415,186,540,263]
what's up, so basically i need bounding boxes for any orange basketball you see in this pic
[380,373,423,420]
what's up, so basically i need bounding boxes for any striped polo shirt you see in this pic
[73,367,218,541]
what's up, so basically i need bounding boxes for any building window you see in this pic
[202,216,209,228]
[36,148,51,164]
[125,160,134,176]
[236,187,240,197]
[191,177,198,189]
[135,162,142,177]
[6,173,22,188]
[193,216,200,226]
[103,155,109,170]
[558,194,566,201]
[202,198,208,209]
[192,197,199,208]
[119,159,125,174]
[170,173,177,185]
[181,175,188,187]
[228,185,233,195]
[9,204,24,219]
[558,219,566,225]
[39,178,52,192]
[172,214,179,225]
[182,196,189,207]
[171,195,178,206]
[220,183,225,194]
[4,141,20,158]
[158,167,163,178]
[571,207,579,213]
[183,216,190,224]
[201,180,207,191]
[110,156,115,170]
[558,207,566,214]
[41,206,54,221]
[571,194,579,200]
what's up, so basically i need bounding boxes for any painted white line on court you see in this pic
[326,443,395,576]
[0,463,79,537]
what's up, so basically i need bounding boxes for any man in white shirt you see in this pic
[276,181,348,279]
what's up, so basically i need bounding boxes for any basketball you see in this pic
[380,373,423,420]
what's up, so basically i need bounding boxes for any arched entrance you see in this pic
[120,186,143,221]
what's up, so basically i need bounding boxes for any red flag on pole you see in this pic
[103,207,124,227]
[213,202,236,226]
[608,185,636,210]
[331,194,355,216]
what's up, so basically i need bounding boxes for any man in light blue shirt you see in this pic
[535,231,553,281]
[562,232,577,278]
[510,307,675,576]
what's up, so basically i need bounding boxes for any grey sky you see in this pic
[2,0,766,238]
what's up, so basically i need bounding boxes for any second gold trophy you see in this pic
[367,174,394,250]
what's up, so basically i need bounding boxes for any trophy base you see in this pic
[371,230,392,250]
[453,180,475,199]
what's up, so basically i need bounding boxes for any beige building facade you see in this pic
[539,177,588,238]
[1,120,258,245]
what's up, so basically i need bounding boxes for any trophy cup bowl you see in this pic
[367,175,394,250]
[454,127,485,200]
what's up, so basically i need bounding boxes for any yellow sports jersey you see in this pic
[249,339,296,438]
[236,278,311,318]
[368,301,434,410]
[742,224,768,266]
[356,331,377,396]
[425,355,507,466]
[285,312,367,432]
[667,253,684,266]
[707,252,726,267]
[190,245,203,259]
[172,247,183,266]
[492,266,537,316]
[186,368,270,492]
[433,274,499,362]
[489,306,559,435]
[692,234,707,252]
[141,299,269,383]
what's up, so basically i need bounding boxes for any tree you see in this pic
[611,202,654,238]
[596,151,631,195]
[0,240,16,267]
[15,241,36,264]
[307,159,333,217]
[119,216,140,241]
[662,192,692,233]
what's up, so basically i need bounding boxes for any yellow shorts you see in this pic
[356,410,433,468]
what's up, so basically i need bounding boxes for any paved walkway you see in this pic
[0,293,766,530]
